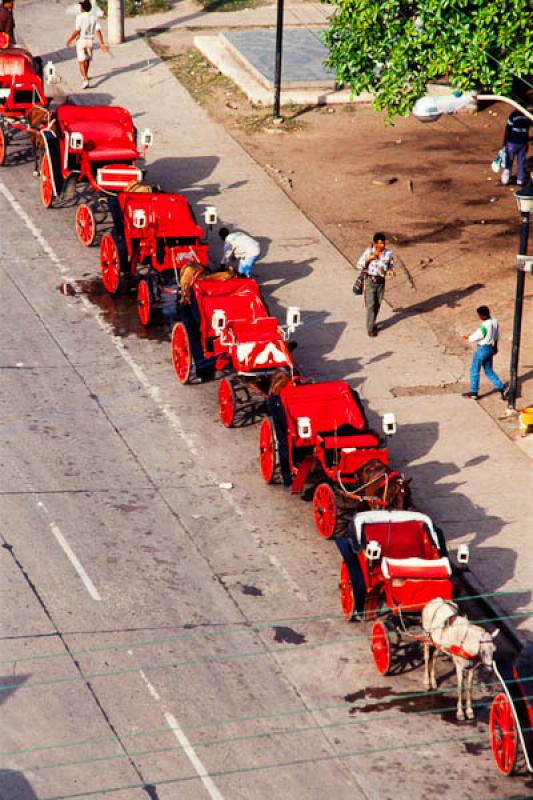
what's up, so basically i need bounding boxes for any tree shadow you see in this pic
[0,771,38,799]
[145,156,221,200]
[0,673,31,705]
[381,283,485,332]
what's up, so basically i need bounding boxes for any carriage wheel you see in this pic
[259,418,278,483]
[490,693,518,775]
[137,279,152,326]
[313,482,342,539]
[100,233,123,295]
[75,203,97,247]
[370,620,392,675]
[171,322,192,384]
[39,153,54,208]
[218,378,236,428]
[0,127,6,166]
[339,561,356,621]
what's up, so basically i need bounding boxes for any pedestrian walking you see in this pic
[356,232,395,336]
[502,109,531,186]
[0,0,15,47]
[66,0,107,90]
[219,227,261,278]
[462,305,507,400]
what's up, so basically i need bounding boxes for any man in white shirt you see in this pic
[356,231,395,336]
[219,227,261,278]
[462,305,507,400]
[66,1,107,89]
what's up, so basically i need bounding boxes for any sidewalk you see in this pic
[17,0,532,645]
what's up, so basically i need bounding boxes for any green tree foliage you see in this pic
[323,0,532,118]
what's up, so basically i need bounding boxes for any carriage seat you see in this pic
[381,556,451,580]
[321,433,380,450]
[56,105,138,162]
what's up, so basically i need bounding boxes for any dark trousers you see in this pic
[506,142,528,184]
[364,278,385,333]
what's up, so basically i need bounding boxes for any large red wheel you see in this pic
[75,203,96,247]
[259,418,278,483]
[218,378,236,428]
[100,233,123,295]
[0,127,6,166]
[171,322,192,384]
[39,153,54,208]
[370,620,392,675]
[137,279,152,326]
[490,693,518,775]
[313,482,342,539]
[339,561,356,621]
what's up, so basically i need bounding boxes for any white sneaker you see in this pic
[82,79,89,89]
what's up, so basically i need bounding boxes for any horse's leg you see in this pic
[465,667,475,720]
[455,660,465,720]
[430,647,438,690]
[423,643,431,689]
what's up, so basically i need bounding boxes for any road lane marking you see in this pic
[138,669,161,701]
[164,711,225,800]
[0,180,306,601]
[49,522,101,602]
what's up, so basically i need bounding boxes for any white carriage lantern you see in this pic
[285,306,301,336]
[140,128,153,149]
[382,413,397,437]
[133,209,147,229]
[297,416,312,439]
[457,543,470,565]
[45,61,56,82]
[70,132,84,150]
[365,539,382,562]
[203,206,218,227]
[212,309,226,333]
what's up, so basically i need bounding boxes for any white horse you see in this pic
[422,597,499,720]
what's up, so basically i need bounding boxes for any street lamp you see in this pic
[507,183,533,409]
[412,93,533,123]
[273,0,285,120]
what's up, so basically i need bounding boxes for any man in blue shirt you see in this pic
[503,109,531,186]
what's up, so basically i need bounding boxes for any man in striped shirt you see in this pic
[462,305,507,400]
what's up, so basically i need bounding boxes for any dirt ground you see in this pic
[147,29,533,440]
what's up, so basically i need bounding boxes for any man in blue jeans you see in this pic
[219,227,261,278]
[502,109,531,186]
[463,305,507,400]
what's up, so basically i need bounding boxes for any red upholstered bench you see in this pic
[381,557,451,580]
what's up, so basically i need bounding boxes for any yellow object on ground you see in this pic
[519,406,533,437]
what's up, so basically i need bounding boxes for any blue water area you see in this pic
[223,28,335,87]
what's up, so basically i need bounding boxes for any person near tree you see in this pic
[502,109,531,186]
[356,231,395,337]
[66,1,107,90]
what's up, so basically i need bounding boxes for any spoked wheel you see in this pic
[370,620,393,675]
[259,418,279,483]
[137,279,152,326]
[100,232,125,295]
[490,693,518,775]
[39,153,54,208]
[171,322,192,384]
[75,203,97,247]
[339,561,356,621]
[0,127,6,166]
[313,482,343,539]
[218,377,236,428]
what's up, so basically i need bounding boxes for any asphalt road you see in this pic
[0,138,529,800]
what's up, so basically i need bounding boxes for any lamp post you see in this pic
[107,0,124,46]
[507,183,533,409]
[273,0,284,120]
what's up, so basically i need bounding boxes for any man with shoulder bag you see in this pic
[355,232,395,336]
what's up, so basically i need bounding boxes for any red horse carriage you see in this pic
[258,379,409,538]
[490,645,533,775]
[99,191,210,325]
[171,274,300,422]
[0,47,48,167]
[38,103,152,244]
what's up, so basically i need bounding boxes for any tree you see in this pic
[323,0,532,119]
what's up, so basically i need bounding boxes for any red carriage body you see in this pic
[171,276,298,424]
[0,48,48,166]
[336,510,455,674]
[99,191,209,324]
[38,104,152,244]
[258,379,408,538]
[490,645,533,775]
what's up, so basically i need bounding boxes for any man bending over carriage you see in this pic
[219,227,261,279]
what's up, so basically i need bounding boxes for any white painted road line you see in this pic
[164,711,226,800]
[49,522,101,602]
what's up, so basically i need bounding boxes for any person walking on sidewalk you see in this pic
[462,305,507,400]
[219,227,261,278]
[356,232,395,336]
[502,109,531,186]
[0,0,16,46]
[66,0,107,90]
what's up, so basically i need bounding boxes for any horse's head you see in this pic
[479,629,499,668]
[387,473,412,510]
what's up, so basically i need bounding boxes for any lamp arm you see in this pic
[476,95,533,122]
